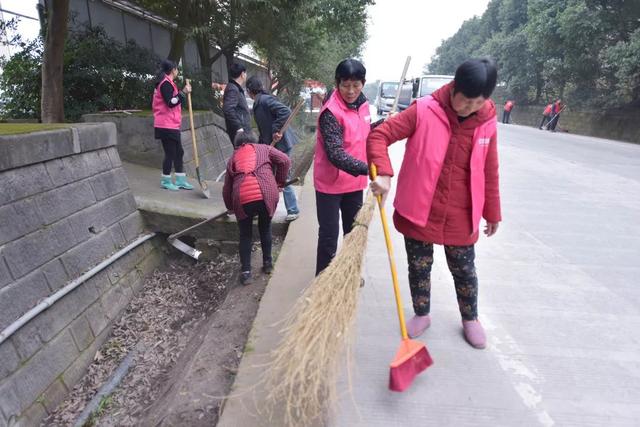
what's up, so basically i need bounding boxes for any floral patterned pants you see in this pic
[404,237,479,321]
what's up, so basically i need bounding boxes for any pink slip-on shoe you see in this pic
[462,320,486,349]
[407,314,431,338]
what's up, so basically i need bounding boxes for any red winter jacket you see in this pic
[504,100,514,112]
[367,82,501,246]
[543,104,552,116]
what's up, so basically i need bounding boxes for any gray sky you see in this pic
[0,0,40,57]
[361,0,490,82]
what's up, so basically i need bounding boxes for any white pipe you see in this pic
[215,170,226,182]
[0,233,156,346]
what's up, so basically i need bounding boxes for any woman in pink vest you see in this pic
[314,59,373,275]
[152,59,194,191]
[368,59,501,349]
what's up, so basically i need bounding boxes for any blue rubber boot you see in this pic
[175,173,194,190]
[161,174,179,191]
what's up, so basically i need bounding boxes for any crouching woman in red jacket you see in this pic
[367,59,501,349]
[223,132,291,285]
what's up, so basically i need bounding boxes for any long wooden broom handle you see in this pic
[370,164,409,340]
[185,79,200,168]
[391,56,411,114]
[271,99,305,146]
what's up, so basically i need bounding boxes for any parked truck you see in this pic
[397,74,453,111]
[374,81,399,115]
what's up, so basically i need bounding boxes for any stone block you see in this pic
[0,271,50,331]
[68,192,137,242]
[106,146,122,168]
[69,316,94,352]
[109,222,127,249]
[2,219,77,279]
[84,301,110,337]
[15,402,47,427]
[106,245,145,286]
[89,168,129,201]
[4,330,78,415]
[11,275,101,361]
[0,198,44,246]
[0,341,20,382]
[0,256,12,289]
[60,231,116,278]
[35,180,96,225]
[61,326,111,391]
[0,384,21,425]
[41,259,69,292]
[9,324,41,364]
[40,378,68,414]
[75,123,117,152]
[0,163,53,205]
[0,128,74,172]
[119,212,146,242]
[44,150,112,187]
[100,282,133,321]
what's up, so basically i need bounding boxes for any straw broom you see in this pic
[264,191,376,427]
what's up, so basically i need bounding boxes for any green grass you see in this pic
[0,123,70,135]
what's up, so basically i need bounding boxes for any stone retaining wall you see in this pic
[0,124,165,426]
[497,105,640,144]
[82,112,234,180]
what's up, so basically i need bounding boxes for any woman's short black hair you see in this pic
[229,62,247,79]
[335,59,366,85]
[233,130,258,148]
[246,75,266,96]
[454,58,497,99]
[160,59,177,75]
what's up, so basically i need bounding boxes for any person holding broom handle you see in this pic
[152,59,194,191]
[314,59,384,275]
[367,58,501,349]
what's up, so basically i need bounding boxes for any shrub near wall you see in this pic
[0,123,165,426]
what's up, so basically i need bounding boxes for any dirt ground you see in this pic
[43,239,280,427]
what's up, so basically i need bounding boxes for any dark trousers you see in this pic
[237,201,272,272]
[539,115,550,129]
[315,190,363,275]
[160,137,184,175]
[404,238,479,321]
[548,114,560,131]
[502,110,511,124]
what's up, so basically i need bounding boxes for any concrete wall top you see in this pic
[0,123,117,172]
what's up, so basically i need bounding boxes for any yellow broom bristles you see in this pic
[263,191,376,427]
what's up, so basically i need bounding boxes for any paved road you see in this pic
[333,123,640,426]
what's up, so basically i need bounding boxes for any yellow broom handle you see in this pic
[370,164,409,340]
[185,79,199,168]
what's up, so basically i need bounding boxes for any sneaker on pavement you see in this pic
[285,213,299,222]
[462,319,486,349]
[407,314,431,338]
[240,271,252,285]
[262,262,273,274]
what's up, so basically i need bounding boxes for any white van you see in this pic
[397,74,454,111]
[374,81,399,115]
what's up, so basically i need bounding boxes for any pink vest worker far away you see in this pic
[314,90,370,194]
[152,76,181,130]
[394,96,497,233]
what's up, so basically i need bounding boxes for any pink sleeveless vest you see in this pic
[314,90,370,194]
[152,75,181,130]
[394,96,497,232]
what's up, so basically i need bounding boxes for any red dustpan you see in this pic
[370,165,433,392]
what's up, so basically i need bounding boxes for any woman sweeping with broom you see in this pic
[368,58,501,349]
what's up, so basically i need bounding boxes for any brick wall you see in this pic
[82,112,234,180]
[0,124,165,426]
